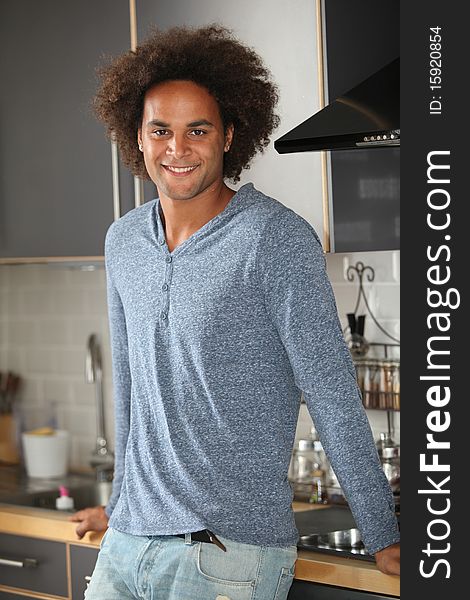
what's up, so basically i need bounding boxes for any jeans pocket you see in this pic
[196,541,258,587]
[273,565,295,600]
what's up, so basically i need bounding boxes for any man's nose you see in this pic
[167,134,191,159]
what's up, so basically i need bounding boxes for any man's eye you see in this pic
[153,130,169,136]
[190,129,206,136]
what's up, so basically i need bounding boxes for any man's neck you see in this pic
[158,182,235,252]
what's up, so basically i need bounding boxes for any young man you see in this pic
[71,24,400,599]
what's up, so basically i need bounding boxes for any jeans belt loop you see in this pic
[184,532,192,545]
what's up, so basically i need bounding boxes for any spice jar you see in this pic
[377,359,401,409]
[378,360,390,409]
[390,360,400,410]
[367,360,381,409]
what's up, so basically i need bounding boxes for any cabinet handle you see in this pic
[111,136,121,220]
[0,556,39,568]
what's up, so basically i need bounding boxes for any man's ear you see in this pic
[224,123,234,152]
[137,129,143,151]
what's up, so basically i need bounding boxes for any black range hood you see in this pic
[274,57,400,153]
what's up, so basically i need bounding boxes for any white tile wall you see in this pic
[1,250,400,473]
[295,250,401,447]
[0,264,112,471]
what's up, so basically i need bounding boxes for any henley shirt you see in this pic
[104,182,400,553]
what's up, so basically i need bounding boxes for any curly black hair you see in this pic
[93,24,280,183]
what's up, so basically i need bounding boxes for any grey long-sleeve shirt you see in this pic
[104,182,399,553]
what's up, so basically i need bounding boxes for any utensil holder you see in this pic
[0,414,20,464]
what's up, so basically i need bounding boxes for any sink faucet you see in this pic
[85,334,114,482]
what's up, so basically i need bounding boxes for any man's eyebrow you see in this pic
[146,119,215,128]
[187,119,215,128]
[147,120,169,127]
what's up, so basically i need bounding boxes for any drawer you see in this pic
[0,533,67,597]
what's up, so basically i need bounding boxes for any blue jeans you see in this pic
[85,527,297,600]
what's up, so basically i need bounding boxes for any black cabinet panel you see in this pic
[288,579,396,599]
[331,148,400,252]
[0,533,67,596]
[323,0,399,102]
[0,0,131,258]
[322,0,400,252]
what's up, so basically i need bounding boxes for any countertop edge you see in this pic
[295,549,399,596]
[0,504,399,596]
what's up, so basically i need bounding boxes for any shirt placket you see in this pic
[160,248,173,327]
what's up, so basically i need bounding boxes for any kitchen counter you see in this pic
[0,495,399,597]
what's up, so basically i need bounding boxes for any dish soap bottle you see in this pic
[56,485,75,511]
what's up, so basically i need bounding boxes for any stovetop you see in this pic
[297,532,374,562]
[294,505,375,562]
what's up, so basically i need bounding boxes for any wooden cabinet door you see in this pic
[0,0,133,260]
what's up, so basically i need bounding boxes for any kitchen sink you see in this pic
[0,481,112,511]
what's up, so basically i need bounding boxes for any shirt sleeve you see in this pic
[256,209,400,555]
[104,225,131,519]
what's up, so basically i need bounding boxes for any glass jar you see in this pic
[379,359,397,409]
[367,360,381,409]
[290,439,328,503]
[357,360,372,408]
[390,360,400,410]
[290,439,316,483]
[376,432,400,493]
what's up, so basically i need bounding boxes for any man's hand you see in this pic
[68,505,109,539]
[374,542,400,575]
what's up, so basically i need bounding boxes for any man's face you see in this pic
[138,80,233,202]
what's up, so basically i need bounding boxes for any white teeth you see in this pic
[165,165,197,173]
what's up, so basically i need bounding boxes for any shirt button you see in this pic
[159,239,165,245]
[161,312,167,320]
[162,283,169,291]
[166,256,172,263]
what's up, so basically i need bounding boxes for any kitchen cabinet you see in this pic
[321,0,400,252]
[288,579,396,599]
[70,544,99,600]
[0,0,155,262]
[0,534,99,600]
[0,532,67,597]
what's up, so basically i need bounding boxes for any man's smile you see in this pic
[162,164,200,177]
